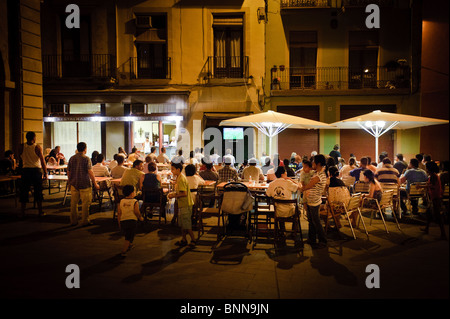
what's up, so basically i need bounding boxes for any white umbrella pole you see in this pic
[269,136,272,156]
[375,136,379,164]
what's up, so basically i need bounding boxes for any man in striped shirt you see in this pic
[375,158,400,184]
[300,154,328,248]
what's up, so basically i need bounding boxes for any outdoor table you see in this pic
[46,164,67,174]
[216,181,269,190]
[46,174,68,195]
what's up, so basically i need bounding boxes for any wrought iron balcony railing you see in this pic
[129,57,171,79]
[200,56,249,81]
[43,54,116,79]
[270,66,410,91]
[280,0,394,8]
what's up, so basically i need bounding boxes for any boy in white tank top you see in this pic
[117,185,144,257]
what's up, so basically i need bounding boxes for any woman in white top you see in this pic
[339,157,357,186]
[19,131,48,218]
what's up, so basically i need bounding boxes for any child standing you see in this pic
[168,162,197,247]
[117,185,144,257]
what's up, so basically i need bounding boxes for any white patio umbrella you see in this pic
[330,110,449,160]
[219,110,334,154]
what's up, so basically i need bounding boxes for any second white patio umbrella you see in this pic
[330,110,449,160]
[219,110,334,154]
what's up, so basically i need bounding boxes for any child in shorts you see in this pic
[168,162,197,247]
[117,184,144,257]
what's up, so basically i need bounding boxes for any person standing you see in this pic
[421,161,447,240]
[19,131,48,218]
[329,144,341,166]
[168,162,197,247]
[300,154,328,248]
[67,142,100,226]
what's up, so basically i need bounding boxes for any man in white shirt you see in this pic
[209,152,220,164]
[222,149,235,166]
[108,154,119,170]
[266,166,302,237]
[156,147,170,164]
[194,147,204,163]
[92,154,110,177]
[242,158,264,182]
[111,155,127,179]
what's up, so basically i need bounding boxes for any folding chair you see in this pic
[380,183,401,218]
[353,181,370,194]
[272,198,303,248]
[251,193,275,247]
[93,180,113,212]
[112,184,125,220]
[408,182,429,212]
[197,189,223,240]
[325,187,368,239]
[363,189,400,233]
[140,186,166,225]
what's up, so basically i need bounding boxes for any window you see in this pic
[134,13,168,79]
[289,31,317,89]
[348,31,379,89]
[213,14,244,78]
[60,15,91,77]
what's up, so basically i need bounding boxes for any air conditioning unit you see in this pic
[257,7,266,23]
[135,15,152,29]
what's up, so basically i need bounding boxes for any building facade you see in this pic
[2,0,446,164]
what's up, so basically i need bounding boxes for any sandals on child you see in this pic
[188,240,197,247]
[175,240,188,247]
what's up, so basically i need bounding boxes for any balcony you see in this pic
[200,56,249,84]
[129,57,171,80]
[43,54,116,79]
[280,0,395,9]
[270,66,410,94]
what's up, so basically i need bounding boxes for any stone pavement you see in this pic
[0,188,448,301]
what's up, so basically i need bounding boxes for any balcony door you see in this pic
[348,31,379,89]
[136,43,167,79]
[213,14,244,78]
[289,31,317,89]
[60,15,91,77]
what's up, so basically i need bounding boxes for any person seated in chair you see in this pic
[266,166,302,240]
[139,161,166,218]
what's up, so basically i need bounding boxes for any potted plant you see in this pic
[271,65,277,73]
[279,65,285,71]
